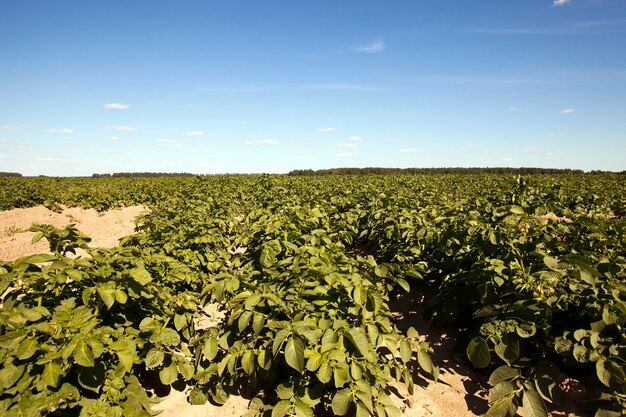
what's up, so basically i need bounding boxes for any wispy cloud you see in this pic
[333,153,352,158]
[399,148,425,154]
[355,39,385,54]
[509,107,522,111]
[104,102,130,110]
[337,143,359,149]
[303,84,388,92]
[560,108,575,114]
[186,130,205,137]
[317,127,336,133]
[106,125,137,132]
[108,136,120,141]
[245,139,279,146]
[553,0,571,6]
[43,128,74,134]
[349,135,364,141]
[0,125,21,131]
[156,138,182,146]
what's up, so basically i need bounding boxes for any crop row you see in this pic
[1,174,625,417]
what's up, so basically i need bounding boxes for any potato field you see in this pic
[1,174,625,417]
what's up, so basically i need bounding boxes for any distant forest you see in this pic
[2,168,624,178]
[288,167,597,175]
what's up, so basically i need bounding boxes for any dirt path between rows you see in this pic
[0,206,588,417]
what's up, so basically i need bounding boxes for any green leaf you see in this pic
[374,264,388,278]
[241,351,255,375]
[16,337,38,360]
[596,359,625,389]
[276,382,294,400]
[130,266,152,285]
[516,322,536,338]
[484,394,517,417]
[41,362,62,388]
[510,205,524,215]
[467,337,490,368]
[189,387,208,405]
[178,358,195,380]
[317,360,332,383]
[145,348,165,369]
[272,400,292,417]
[115,289,128,304]
[294,398,314,417]
[174,313,187,331]
[489,365,521,386]
[543,256,559,270]
[285,336,304,373]
[74,339,95,367]
[345,327,370,357]
[384,404,402,417]
[396,278,410,292]
[489,381,518,403]
[417,349,434,375]
[97,282,116,309]
[159,362,178,385]
[117,349,135,372]
[495,334,519,366]
[306,351,323,372]
[238,310,253,332]
[333,365,350,388]
[155,328,181,347]
[407,327,419,339]
[399,338,412,364]
[331,388,353,416]
[203,336,219,361]
[522,388,548,417]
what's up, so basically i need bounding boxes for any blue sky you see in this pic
[1,0,625,175]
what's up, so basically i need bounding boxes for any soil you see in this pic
[0,206,592,416]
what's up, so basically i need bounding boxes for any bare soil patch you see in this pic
[0,205,146,260]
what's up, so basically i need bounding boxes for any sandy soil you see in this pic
[0,206,589,416]
[0,205,146,260]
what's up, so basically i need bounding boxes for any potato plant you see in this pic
[1,173,625,416]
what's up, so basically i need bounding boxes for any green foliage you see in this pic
[1,173,625,416]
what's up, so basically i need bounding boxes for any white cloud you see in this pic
[399,148,425,154]
[333,153,352,158]
[553,0,571,6]
[560,108,575,114]
[108,136,120,141]
[43,128,74,134]
[355,39,385,54]
[349,135,364,141]
[106,125,137,132]
[104,102,130,110]
[317,127,336,133]
[0,125,21,131]
[338,143,359,149]
[156,138,182,146]
[245,139,279,146]
[509,107,522,111]
[186,130,205,137]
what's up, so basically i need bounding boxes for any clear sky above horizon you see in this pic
[1,0,625,175]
